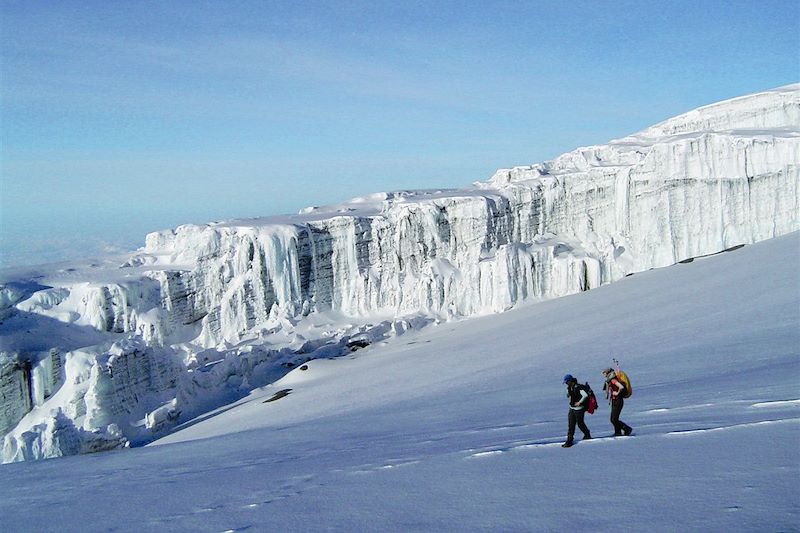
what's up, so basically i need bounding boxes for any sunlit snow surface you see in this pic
[1,232,798,532]
[0,84,798,461]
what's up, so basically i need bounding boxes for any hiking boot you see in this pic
[561,440,574,448]
[613,432,623,437]
[623,426,632,436]
[583,434,592,441]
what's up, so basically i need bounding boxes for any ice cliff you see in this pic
[2,84,798,462]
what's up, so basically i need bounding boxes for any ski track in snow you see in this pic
[665,417,800,436]
[467,416,800,457]
[750,399,800,409]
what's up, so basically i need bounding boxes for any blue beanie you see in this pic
[563,374,574,384]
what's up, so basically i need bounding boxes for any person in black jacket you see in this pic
[562,374,592,448]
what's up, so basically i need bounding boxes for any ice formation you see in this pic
[1,84,798,461]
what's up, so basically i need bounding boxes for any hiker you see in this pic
[562,374,591,448]
[603,367,632,436]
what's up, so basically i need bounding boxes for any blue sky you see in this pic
[1,1,798,268]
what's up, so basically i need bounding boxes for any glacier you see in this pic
[1,83,798,462]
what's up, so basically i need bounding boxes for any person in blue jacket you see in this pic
[562,374,592,448]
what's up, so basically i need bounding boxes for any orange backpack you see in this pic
[616,369,632,398]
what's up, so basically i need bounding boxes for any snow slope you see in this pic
[1,84,798,461]
[1,232,797,532]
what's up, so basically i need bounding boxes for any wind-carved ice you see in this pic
[1,84,798,461]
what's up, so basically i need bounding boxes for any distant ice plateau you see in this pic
[1,84,798,462]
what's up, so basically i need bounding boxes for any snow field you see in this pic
[0,232,797,532]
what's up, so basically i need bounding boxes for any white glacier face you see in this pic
[1,84,798,461]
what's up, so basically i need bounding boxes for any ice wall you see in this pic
[142,90,798,346]
[2,84,798,461]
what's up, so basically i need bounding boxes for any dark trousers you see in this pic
[610,397,631,435]
[567,408,590,441]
